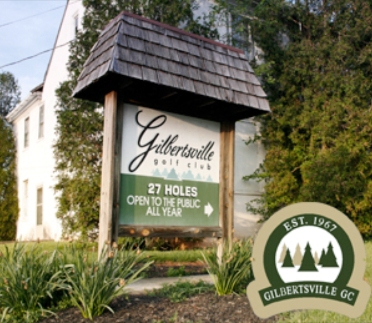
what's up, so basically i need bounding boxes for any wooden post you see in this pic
[98,91,118,256]
[111,100,124,245]
[218,120,235,257]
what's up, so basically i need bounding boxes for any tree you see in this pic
[322,242,339,267]
[217,0,372,237]
[0,71,20,240]
[318,248,326,266]
[278,244,287,263]
[298,242,317,272]
[282,248,294,267]
[0,72,20,116]
[0,117,18,240]
[313,251,319,265]
[54,0,218,239]
[167,168,179,180]
[292,243,303,266]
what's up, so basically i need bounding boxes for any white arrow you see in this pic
[204,203,213,217]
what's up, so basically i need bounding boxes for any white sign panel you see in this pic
[119,104,220,227]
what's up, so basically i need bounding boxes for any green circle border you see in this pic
[264,213,354,287]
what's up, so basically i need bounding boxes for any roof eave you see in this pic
[6,92,42,123]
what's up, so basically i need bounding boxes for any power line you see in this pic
[0,41,71,69]
[0,5,65,28]
[0,0,81,29]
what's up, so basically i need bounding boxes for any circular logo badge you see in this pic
[247,203,370,318]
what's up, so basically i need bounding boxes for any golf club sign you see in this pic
[119,104,220,227]
[247,202,371,318]
[72,11,269,254]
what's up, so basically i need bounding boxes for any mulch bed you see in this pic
[40,293,277,323]
[39,263,278,323]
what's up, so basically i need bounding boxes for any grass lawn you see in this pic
[0,240,205,263]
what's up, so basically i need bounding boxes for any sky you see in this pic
[0,0,67,100]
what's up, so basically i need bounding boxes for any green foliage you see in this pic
[142,249,204,263]
[166,266,186,277]
[216,0,372,236]
[148,280,214,303]
[0,242,152,322]
[202,239,253,295]
[0,243,63,322]
[0,71,19,241]
[57,244,152,320]
[118,237,146,249]
[54,0,218,239]
[0,117,18,241]
[0,72,20,116]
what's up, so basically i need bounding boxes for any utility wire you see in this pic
[0,5,65,28]
[0,0,80,28]
[0,41,71,69]
[0,0,81,68]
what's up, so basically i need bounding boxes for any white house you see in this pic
[7,0,85,240]
[7,0,265,241]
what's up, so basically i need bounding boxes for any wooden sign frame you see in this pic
[98,92,234,252]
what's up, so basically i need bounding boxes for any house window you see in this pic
[24,117,29,147]
[23,180,28,220]
[36,187,43,225]
[74,14,79,36]
[38,106,44,138]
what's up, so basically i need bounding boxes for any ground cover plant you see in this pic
[166,266,187,277]
[57,243,152,320]
[148,281,215,303]
[202,239,253,295]
[0,242,152,322]
[0,243,63,322]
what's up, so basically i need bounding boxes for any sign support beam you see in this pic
[219,121,235,249]
[98,91,119,255]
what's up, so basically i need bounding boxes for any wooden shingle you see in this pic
[73,11,270,121]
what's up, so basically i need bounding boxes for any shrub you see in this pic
[202,239,253,295]
[0,243,63,322]
[58,243,152,320]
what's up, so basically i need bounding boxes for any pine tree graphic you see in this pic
[278,244,287,263]
[298,242,318,272]
[322,242,338,267]
[318,248,326,266]
[292,243,303,266]
[282,249,294,267]
[182,170,194,180]
[313,251,319,265]
[167,168,179,179]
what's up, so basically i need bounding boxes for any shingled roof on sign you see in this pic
[73,12,270,122]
